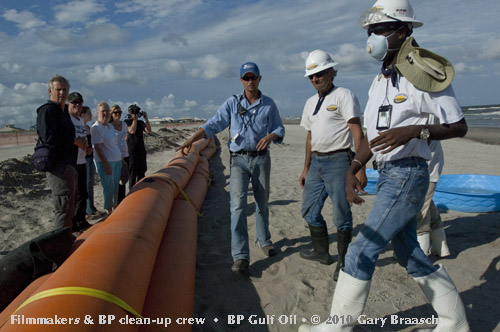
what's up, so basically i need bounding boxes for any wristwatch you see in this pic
[419,126,430,140]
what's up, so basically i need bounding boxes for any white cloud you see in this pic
[2,9,46,30]
[454,63,485,74]
[0,82,47,128]
[86,64,137,85]
[188,55,232,80]
[38,28,74,45]
[480,37,500,60]
[163,60,185,74]
[54,0,106,25]
[183,100,198,110]
[1,63,23,74]
[115,0,202,21]
[86,23,128,45]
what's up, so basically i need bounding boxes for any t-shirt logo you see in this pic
[326,104,338,112]
[394,93,408,104]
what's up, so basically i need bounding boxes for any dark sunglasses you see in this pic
[242,75,259,81]
[112,111,122,114]
[308,69,328,80]
[367,24,403,36]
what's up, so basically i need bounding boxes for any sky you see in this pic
[0,0,499,129]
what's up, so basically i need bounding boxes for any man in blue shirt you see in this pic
[178,62,285,274]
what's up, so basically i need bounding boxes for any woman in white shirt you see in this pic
[91,102,122,213]
[110,104,129,203]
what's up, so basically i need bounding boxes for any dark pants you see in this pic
[128,152,147,190]
[74,163,88,223]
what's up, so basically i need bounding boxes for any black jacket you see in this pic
[36,100,78,166]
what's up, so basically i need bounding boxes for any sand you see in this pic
[0,124,499,331]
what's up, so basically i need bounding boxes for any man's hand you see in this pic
[256,134,273,151]
[345,172,366,206]
[104,162,112,175]
[74,136,87,150]
[370,126,419,154]
[176,139,193,156]
[355,168,368,189]
[299,169,308,188]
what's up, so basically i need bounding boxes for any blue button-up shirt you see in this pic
[201,91,285,152]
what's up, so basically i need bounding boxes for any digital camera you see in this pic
[128,104,143,118]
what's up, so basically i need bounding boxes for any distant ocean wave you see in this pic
[462,105,500,128]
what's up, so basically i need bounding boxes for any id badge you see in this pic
[376,105,392,130]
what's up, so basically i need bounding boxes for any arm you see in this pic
[370,118,467,154]
[345,135,373,206]
[176,128,208,155]
[143,112,152,133]
[94,143,112,175]
[256,132,281,151]
[299,131,312,188]
[347,117,367,188]
[127,115,138,135]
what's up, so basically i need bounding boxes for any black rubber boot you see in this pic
[333,228,352,281]
[300,224,333,265]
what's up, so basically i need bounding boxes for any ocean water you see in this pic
[462,104,500,128]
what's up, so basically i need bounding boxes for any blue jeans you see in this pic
[344,157,438,281]
[95,161,122,211]
[85,157,97,214]
[301,152,352,230]
[230,152,271,261]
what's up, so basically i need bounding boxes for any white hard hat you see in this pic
[358,0,423,29]
[304,50,338,77]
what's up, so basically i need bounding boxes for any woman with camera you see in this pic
[110,104,130,203]
[124,104,151,189]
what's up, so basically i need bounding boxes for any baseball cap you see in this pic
[240,62,260,78]
[67,92,83,103]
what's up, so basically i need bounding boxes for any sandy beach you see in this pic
[0,124,499,331]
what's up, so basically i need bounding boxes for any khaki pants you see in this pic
[46,164,77,230]
[417,182,444,234]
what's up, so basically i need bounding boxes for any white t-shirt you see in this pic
[90,121,122,163]
[71,115,87,165]
[300,86,361,153]
[112,121,129,158]
[363,75,463,162]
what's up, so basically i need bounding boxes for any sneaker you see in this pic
[231,259,249,274]
[261,245,277,257]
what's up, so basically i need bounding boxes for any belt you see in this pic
[231,149,268,157]
[313,148,350,157]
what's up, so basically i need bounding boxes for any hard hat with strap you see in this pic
[304,50,338,78]
[358,0,423,29]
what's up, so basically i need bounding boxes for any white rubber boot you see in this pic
[413,265,470,332]
[430,228,451,257]
[417,233,431,256]
[298,270,371,332]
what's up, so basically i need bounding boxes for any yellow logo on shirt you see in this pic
[326,104,338,111]
[394,94,408,104]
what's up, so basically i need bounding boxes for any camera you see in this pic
[128,104,143,118]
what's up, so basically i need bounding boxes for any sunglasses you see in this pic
[112,111,122,115]
[308,70,328,80]
[242,75,259,81]
[70,100,83,105]
[367,24,404,36]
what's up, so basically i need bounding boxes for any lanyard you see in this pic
[312,85,335,116]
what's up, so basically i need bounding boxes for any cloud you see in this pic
[115,0,202,20]
[0,82,47,128]
[188,55,232,80]
[38,28,74,45]
[480,37,500,60]
[163,60,185,74]
[86,23,128,45]
[1,63,23,74]
[86,64,138,85]
[454,63,485,74]
[161,32,188,47]
[274,52,309,73]
[54,0,106,25]
[2,9,46,30]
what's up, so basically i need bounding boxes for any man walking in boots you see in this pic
[299,50,366,281]
[299,0,469,331]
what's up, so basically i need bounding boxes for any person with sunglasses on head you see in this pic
[298,0,469,331]
[36,75,87,231]
[177,62,285,275]
[67,92,92,232]
[299,50,366,282]
[110,105,130,203]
